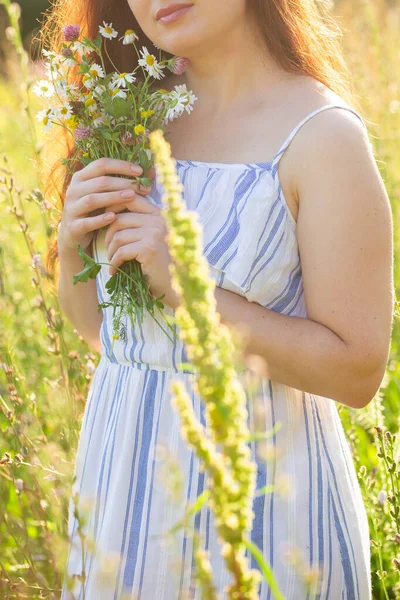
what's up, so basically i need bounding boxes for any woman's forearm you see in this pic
[58,236,102,353]
[213,287,381,409]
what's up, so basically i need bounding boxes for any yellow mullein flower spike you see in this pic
[149,129,277,599]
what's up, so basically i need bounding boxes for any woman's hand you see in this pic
[104,195,180,310]
[58,157,154,253]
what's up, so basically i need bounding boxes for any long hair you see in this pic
[38,0,361,276]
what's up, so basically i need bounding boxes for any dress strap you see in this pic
[271,104,367,167]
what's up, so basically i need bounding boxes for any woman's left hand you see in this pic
[104,195,180,310]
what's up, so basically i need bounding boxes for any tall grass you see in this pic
[0,0,399,597]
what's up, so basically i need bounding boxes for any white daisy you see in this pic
[138,47,165,80]
[62,57,76,68]
[107,83,127,100]
[99,21,118,39]
[112,72,136,88]
[54,102,73,120]
[44,60,60,80]
[71,40,91,57]
[36,108,56,131]
[53,79,69,101]
[120,29,138,45]
[87,63,105,79]
[33,79,55,98]
[41,48,57,60]
[171,84,197,114]
[92,115,105,128]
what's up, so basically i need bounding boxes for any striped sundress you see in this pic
[62,103,372,600]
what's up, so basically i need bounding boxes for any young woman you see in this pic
[44,0,393,598]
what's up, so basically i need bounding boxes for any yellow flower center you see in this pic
[105,27,113,34]
[60,107,68,114]
[146,55,155,66]
[125,29,134,35]
[42,116,49,125]
[84,97,95,107]
[90,69,99,77]
[119,73,127,78]
[66,116,79,129]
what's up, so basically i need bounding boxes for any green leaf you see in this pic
[139,147,150,173]
[167,490,210,536]
[103,97,134,118]
[243,538,285,600]
[72,245,101,284]
[105,273,118,294]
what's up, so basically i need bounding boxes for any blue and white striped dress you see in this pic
[62,103,372,600]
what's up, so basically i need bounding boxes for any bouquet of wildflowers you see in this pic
[35,21,197,345]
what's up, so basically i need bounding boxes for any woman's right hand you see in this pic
[58,157,154,252]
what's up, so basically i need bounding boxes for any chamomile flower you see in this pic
[92,114,105,128]
[54,102,73,120]
[41,48,58,61]
[112,72,136,88]
[36,108,56,131]
[120,29,138,45]
[33,79,55,98]
[88,63,105,79]
[138,47,165,80]
[99,21,118,39]
[84,96,98,112]
[44,60,61,80]
[171,84,197,114]
[71,40,91,57]
[107,84,127,100]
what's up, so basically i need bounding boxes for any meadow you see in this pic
[0,0,399,598]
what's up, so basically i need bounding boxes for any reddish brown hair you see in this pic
[39,0,361,277]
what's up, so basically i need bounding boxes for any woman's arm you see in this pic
[213,110,394,409]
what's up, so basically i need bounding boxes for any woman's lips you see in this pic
[157,5,193,24]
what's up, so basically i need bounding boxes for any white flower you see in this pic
[62,57,76,68]
[92,115,105,128]
[33,79,55,98]
[144,148,153,162]
[107,82,127,100]
[44,60,60,80]
[99,21,118,39]
[112,72,136,88]
[41,48,57,60]
[87,63,105,79]
[36,108,56,131]
[71,40,91,57]
[170,84,197,115]
[54,102,73,120]
[120,29,138,45]
[138,47,165,80]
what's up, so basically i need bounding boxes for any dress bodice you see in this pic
[92,102,367,370]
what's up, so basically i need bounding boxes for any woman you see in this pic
[44,0,394,598]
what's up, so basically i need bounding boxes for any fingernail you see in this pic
[121,190,136,199]
[130,164,143,175]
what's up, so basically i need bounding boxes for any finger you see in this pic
[70,211,116,239]
[73,189,137,218]
[105,195,160,217]
[104,212,150,247]
[77,175,147,200]
[109,241,144,275]
[107,228,143,263]
[75,157,143,182]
